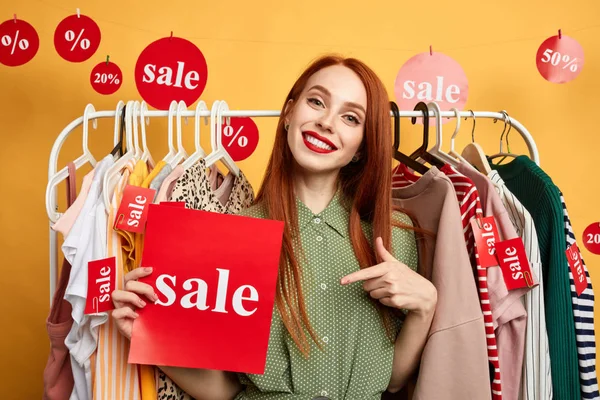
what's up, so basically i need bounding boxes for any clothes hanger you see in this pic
[103,100,137,209]
[204,100,240,176]
[110,101,126,158]
[139,101,156,167]
[169,101,190,168]
[409,101,445,168]
[461,110,492,174]
[426,101,460,167]
[448,107,469,164]
[488,111,518,164]
[390,101,428,174]
[132,101,142,159]
[162,100,178,164]
[182,100,209,171]
[45,103,99,222]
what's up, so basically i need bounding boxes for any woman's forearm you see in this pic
[387,310,434,393]
[159,366,243,400]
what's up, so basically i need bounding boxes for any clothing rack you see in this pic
[47,108,540,303]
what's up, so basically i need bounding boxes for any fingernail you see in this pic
[133,312,139,318]
[152,293,159,301]
[340,279,347,285]
[139,300,146,307]
[145,267,153,272]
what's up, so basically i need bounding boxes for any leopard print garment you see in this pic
[158,160,254,399]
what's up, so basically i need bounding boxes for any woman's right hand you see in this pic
[111,267,159,340]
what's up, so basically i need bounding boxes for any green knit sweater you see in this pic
[492,156,580,400]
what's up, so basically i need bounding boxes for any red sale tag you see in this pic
[471,216,500,267]
[129,205,284,374]
[566,243,587,297]
[90,60,122,95]
[54,13,101,63]
[583,222,600,255]
[223,118,260,161]
[0,18,40,66]
[394,51,468,124]
[496,238,535,291]
[114,185,156,233]
[536,33,584,84]
[85,257,116,314]
[134,36,208,110]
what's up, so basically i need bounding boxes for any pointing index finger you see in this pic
[341,264,387,285]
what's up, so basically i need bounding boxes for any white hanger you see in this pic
[448,107,469,164]
[112,100,125,153]
[169,101,189,168]
[162,100,178,164]
[45,103,100,222]
[205,100,240,176]
[182,100,209,170]
[139,101,155,167]
[103,100,137,209]
[132,100,142,159]
[461,110,492,174]
[488,111,518,163]
[426,102,459,167]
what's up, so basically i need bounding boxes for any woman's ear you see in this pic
[283,99,294,126]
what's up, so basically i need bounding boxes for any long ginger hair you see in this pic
[255,55,419,356]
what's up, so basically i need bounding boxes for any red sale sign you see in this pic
[583,222,600,255]
[471,216,500,268]
[85,257,116,314]
[566,243,587,297]
[129,205,284,374]
[135,36,208,110]
[223,117,260,161]
[54,13,101,62]
[114,185,156,234]
[90,60,122,95]
[394,51,468,124]
[496,238,535,290]
[0,17,39,66]
[536,32,584,84]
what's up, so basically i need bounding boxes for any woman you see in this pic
[112,55,437,399]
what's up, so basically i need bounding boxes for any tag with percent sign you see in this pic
[583,222,600,255]
[394,51,468,124]
[223,117,259,161]
[536,33,584,84]
[90,60,122,95]
[0,18,39,67]
[54,13,101,62]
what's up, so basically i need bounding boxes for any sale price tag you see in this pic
[54,13,101,62]
[536,33,584,84]
[135,36,208,110]
[583,222,600,255]
[394,51,468,123]
[566,243,587,296]
[85,257,116,314]
[471,216,500,268]
[90,60,123,95]
[114,185,156,234]
[496,238,535,291]
[0,18,39,66]
[223,117,259,161]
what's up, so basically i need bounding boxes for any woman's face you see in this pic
[286,65,367,176]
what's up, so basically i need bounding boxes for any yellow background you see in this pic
[0,0,598,397]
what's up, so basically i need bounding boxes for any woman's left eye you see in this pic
[308,98,324,107]
[344,115,360,124]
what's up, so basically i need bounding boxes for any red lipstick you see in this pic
[302,131,338,154]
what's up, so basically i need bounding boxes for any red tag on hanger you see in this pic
[160,201,186,208]
[114,185,156,233]
[495,238,534,291]
[85,257,116,314]
[566,243,587,296]
[471,216,500,267]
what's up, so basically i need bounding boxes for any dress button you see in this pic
[314,217,321,224]
[320,283,327,290]
[323,336,329,343]
[321,390,328,396]
[316,236,323,242]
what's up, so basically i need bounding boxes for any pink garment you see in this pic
[154,165,184,203]
[458,162,536,400]
[391,167,491,400]
[51,168,95,237]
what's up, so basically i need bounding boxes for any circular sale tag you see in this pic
[394,52,468,123]
[90,61,122,95]
[536,34,584,84]
[0,18,39,66]
[54,14,101,62]
[223,117,259,161]
[583,223,600,255]
[135,36,208,110]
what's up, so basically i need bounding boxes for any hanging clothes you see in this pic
[154,165,184,204]
[491,155,580,400]
[393,163,502,399]
[391,166,491,400]
[63,155,114,400]
[44,162,77,400]
[458,161,534,400]
[93,159,141,400]
[52,169,95,238]
[149,164,172,202]
[559,191,600,399]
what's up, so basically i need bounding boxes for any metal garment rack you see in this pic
[47,109,540,303]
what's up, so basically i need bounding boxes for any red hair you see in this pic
[255,55,415,356]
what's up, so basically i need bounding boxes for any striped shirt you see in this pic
[392,163,502,399]
[488,170,553,400]
[559,192,599,400]
[93,160,141,400]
